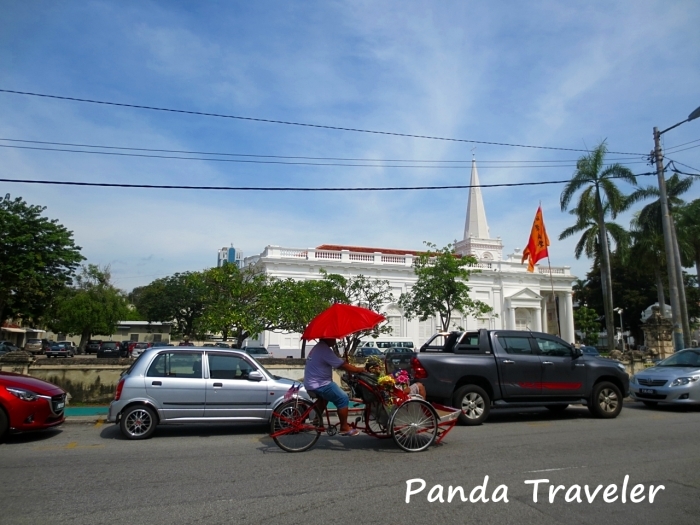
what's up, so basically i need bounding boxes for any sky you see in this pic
[1,0,699,291]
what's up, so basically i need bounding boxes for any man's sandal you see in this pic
[340,428,360,437]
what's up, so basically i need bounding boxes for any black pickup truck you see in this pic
[405,329,629,425]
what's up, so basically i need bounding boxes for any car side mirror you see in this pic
[572,347,583,358]
[248,370,264,382]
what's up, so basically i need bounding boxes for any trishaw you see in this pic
[270,371,459,453]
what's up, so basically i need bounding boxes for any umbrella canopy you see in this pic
[301,303,386,341]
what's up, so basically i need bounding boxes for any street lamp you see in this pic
[614,307,624,351]
[653,104,700,352]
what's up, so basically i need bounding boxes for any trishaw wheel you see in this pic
[389,399,438,452]
[271,400,322,453]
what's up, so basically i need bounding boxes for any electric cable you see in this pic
[0,89,647,155]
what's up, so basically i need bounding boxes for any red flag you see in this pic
[521,206,550,272]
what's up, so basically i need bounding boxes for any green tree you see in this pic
[677,198,700,282]
[560,141,636,352]
[0,194,84,323]
[630,217,668,318]
[198,264,273,348]
[398,243,492,332]
[574,306,601,346]
[48,265,130,351]
[319,271,394,356]
[130,272,207,338]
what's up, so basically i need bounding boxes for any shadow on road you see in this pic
[1,427,63,445]
[99,422,270,440]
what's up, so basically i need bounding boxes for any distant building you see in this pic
[217,245,243,268]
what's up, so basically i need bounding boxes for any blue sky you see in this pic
[1,0,699,290]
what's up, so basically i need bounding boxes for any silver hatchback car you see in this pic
[630,348,700,407]
[108,347,307,439]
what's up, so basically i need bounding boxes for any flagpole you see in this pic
[547,257,561,337]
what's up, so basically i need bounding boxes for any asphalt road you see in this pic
[1,401,699,525]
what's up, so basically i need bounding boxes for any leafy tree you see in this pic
[678,198,700,282]
[0,194,84,323]
[574,306,601,346]
[48,265,130,351]
[399,242,492,332]
[130,272,207,338]
[198,264,273,348]
[560,141,636,351]
[319,270,394,357]
[630,217,668,318]
[628,172,694,345]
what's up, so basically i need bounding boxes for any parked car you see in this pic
[244,347,272,359]
[384,346,415,354]
[45,342,75,358]
[580,346,601,357]
[129,342,153,359]
[118,341,132,358]
[0,342,20,354]
[85,340,102,354]
[96,341,121,359]
[178,341,195,347]
[23,338,44,354]
[215,342,233,348]
[0,371,66,441]
[414,329,629,425]
[355,347,384,358]
[108,347,308,439]
[630,348,700,407]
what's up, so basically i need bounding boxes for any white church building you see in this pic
[244,159,576,353]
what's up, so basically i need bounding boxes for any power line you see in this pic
[0,143,649,169]
[0,88,647,155]
[668,158,700,175]
[665,137,700,152]
[0,138,645,164]
[0,172,658,192]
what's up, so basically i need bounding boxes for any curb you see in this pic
[63,416,108,425]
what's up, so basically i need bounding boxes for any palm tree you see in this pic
[560,141,636,352]
[628,173,694,345]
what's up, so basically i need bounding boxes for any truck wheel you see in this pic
[588,382,623,419]
[453,385,490,426]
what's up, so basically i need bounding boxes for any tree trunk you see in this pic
[670,218,691,347]
[78,329,91,354]
[595,188,615,352]
[655,268,666,318]
[300,338,307,359]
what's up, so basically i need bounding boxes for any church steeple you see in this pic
[463,157,490,240]
[454,156,503,261]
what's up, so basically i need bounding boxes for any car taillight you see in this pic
[114,378,125,401]
[411,356,428,379]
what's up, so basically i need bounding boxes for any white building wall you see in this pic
[244,245,576,352]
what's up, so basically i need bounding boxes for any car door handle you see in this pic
[542,361,554,365]
[151,381,162,386]
[502,359,515,364]
[213,382,223,388]
[575,363,585,367]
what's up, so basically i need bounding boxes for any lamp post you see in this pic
[614,307,624,351]
[653,104,700,351]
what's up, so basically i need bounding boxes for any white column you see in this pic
[533,308,542,332]
[508,307,516,330]
[541,298,548,333]
[564,291,575,344]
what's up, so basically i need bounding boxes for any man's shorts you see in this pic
[408,383,422,396]
[309,381,349,409]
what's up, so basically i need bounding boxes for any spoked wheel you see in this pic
[271,400,323,453]
[389,399,438,452]
[364,404,391,438]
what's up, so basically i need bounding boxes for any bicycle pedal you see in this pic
[354,417,362,424]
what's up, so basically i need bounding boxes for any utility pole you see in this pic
[653,127,684,352]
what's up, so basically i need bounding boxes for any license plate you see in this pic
[57,402,65,409]
[640,388,656,395]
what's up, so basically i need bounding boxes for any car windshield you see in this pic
[27,339,41,344]
[102,342,117,348]
[656,350,700,367]
[246,348,268,355]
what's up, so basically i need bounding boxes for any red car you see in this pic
[0,372,66,441]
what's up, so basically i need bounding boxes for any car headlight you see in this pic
[6,387,39,402]
[616,363,626,373]
[670,376,700,387]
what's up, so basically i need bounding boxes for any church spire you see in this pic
[463,157,490,240]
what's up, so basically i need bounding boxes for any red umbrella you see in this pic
[302,303,386,341]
